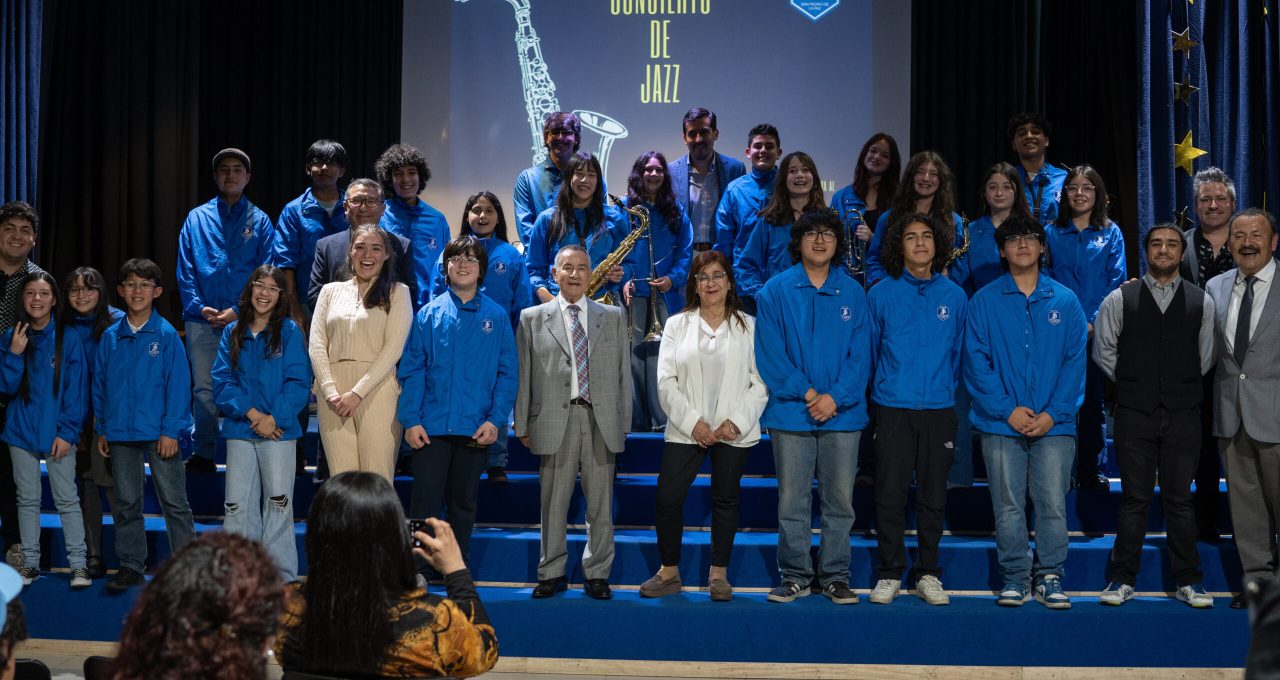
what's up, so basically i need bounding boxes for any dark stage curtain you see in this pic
[1,0,41,204]
[38,0,402,321]
[912,0,1140,275]
[1138,0,1279,271]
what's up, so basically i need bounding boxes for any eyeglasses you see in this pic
[346,197,381,208]
[694,271,728,285]
[67,286,99,296]
[448,255,480,266]
[802,230,837,242]
[251,281,282,295]
[121,281,156,291]
[1065,184,1096,195]
[1005,234,1041,246]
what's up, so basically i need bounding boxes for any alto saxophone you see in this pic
[586,195,649,304]
[946,213,971,268]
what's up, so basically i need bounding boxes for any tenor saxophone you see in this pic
[586,195,649,303]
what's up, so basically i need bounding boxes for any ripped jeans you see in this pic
[224,438,298,581]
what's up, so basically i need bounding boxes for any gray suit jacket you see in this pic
[1206,268,1280,443]
[514,298,632,454]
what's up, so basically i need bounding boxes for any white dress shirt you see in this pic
[1224,258,1275,357]
[557,294,589,399]
[698,317,729,422]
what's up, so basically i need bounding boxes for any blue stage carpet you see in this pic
[23,573,1249,668]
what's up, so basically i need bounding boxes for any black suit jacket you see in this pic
[308,230,416,308]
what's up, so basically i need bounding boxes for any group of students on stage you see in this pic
[4,106,1276,614]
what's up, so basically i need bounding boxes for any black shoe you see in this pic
[487,466,508,484]
[106,567,145,594]
[1230,593,1247,609]
[295,444,308,476]
[854,472,875,488]
[531,576,567,598]
[1076,472,1111,492]
[184,455,216,476]
[313,455,330,484]
[583,578,613,600]
[86,556,106,579]
[395,456,415,478]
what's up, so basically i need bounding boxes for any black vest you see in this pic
[1114,280,1204,414]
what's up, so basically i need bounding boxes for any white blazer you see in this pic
[656,310,769,446]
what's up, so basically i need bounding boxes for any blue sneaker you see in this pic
[996,582,1030,607]
[1035,575,1071,609]
[1099,582,1134,606]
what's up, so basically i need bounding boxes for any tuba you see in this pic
[585,196,648,305]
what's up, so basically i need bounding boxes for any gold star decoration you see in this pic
[1173,206,1191,230]
[1174,78,1200,104]
[1175,130,1208,175]
[1173,28,1199,54]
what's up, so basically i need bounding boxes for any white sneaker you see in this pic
[915,575,950,606]
[70,568,92,590]
[869,578,900,604]
[1099,582,1134,606]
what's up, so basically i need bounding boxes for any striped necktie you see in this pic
[568,304,590,402]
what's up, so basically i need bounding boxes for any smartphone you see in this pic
[407,518,431,548]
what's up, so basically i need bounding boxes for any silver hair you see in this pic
[1192,167,1236,202]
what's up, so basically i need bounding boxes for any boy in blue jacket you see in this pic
[755,209,870,606]
[964,214,1086,610]
[95,259,196,593]
[177,148,275,474]
[714,124,781,269]
[866,213,967,606]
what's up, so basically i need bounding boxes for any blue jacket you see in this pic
[867,210,969,289]
[0,326,86,452]
[963,273,1087,437]
[380,197,451,310]
[211,319,312,441]
[1045,221,1126,323]
[397,290,518,436]
[1017,163,1068,225]
[513,160,564,247]
[69,307,124,397]
[526,207,629,297]
[272,187,348,277]
[755,264,871,432]
[620,196,693,313]
[868,272,967,410]
[177,197,276,323]
[94,313,193,441]
[714,167,776,262]
[962,215,1005,296]
[735,218,795,300]
[431,236,533,330]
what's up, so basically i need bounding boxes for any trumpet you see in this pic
[609,195,663,343]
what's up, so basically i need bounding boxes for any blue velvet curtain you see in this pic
[0,0,41,202]
[1138,0,1280,271]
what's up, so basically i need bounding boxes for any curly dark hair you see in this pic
[890,151,957,222]
[0,201,39,235]
[879,212,953,279]
[110,532,284,680]
[682,250,747,331]
[375,143,431,196]
[787,209,848,266]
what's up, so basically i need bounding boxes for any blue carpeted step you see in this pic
[18,578,1249,667]
[30,515,1245,593]
[44,463,1233,535]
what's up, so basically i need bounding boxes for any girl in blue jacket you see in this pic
[965,163,1034,296]
[736,151,828,303]
[1,273,89,588]
[212,265,312,581]
[866,151,969,289]
[61,266,123,580]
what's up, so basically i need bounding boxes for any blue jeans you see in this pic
[487,422,509,469]
[112,441,196,572]
[224,438,298,581]
[981,433,1074,586]
[770,429,859,587]
[185,322,220,460]
[11,445,86,569]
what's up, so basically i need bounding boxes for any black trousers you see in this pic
[1076,352,1108,480]
[654,442,750,567]
[1192,374,1223,538]
[873,405,954,581]
[1110,405,1203,587]
[410,436,489,564]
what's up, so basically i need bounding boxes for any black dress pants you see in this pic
[873,405,954,581]
[654,442,750,567]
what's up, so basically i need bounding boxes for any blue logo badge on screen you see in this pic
[791,0,839,21]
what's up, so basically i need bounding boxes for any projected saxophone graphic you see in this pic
[456,0,629,177]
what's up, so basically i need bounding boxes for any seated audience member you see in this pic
[641,251,768,601]
[110,532,283,680]
[276,471,498,678]
[0,564,27,680]
[831,133,902,284]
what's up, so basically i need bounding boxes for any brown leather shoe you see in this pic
[639,571,682,598]
[708,577,733,602]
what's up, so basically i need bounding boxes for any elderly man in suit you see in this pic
[515,244,631,600]
[1205,208,1280,609]
[307,178,416,310]
[668,107,746,251]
